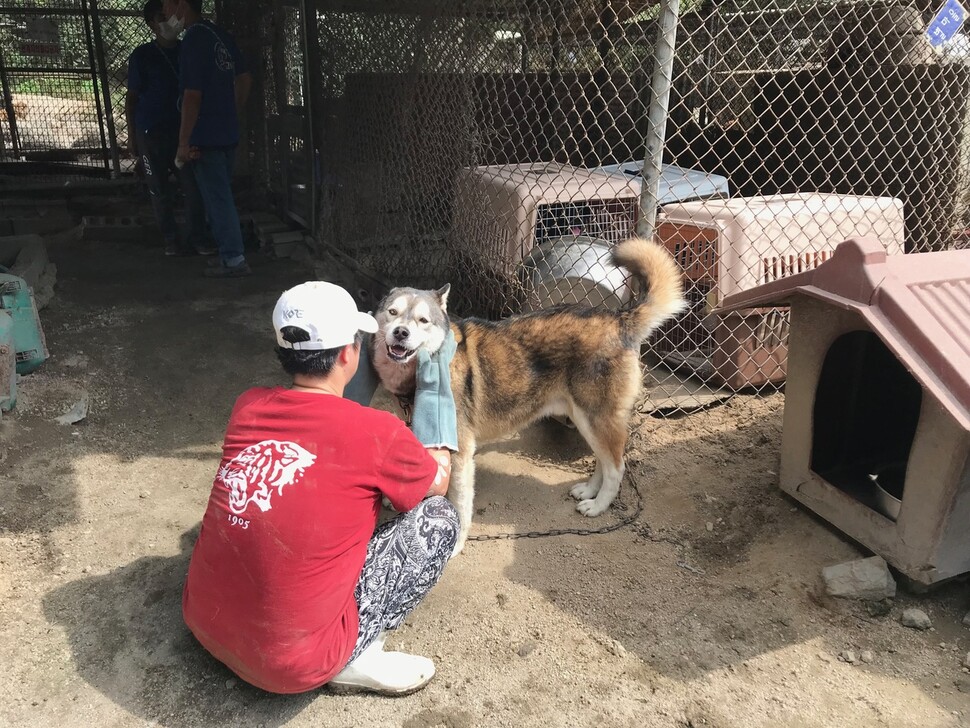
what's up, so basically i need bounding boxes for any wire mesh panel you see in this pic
[655,0,970,401]
[217,0,312,225]
[0,0,146,180]
[307,0,970,413]
[0,0,110,176]
[94,0,149,172]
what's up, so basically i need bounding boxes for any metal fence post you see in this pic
[636,0,682,240]
[79,0,111,175]
[0,45,21,159]
[301,0,320,236]
[88,0,121,177]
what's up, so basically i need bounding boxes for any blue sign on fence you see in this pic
[927,0,969,48]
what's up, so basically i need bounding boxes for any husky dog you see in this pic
[370,238,686,554]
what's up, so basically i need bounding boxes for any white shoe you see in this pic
[372,631,388,651]
[329,638,435,696]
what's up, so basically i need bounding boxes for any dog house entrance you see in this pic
[810,330,922,520]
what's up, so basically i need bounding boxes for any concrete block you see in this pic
[822,556,897,600]
[0,199,68,215]
[270,231,305,244]
[0,235,56,309]
[242,212,283,225]
[81,215,157,242]
[9,240,49,291]
[257,224,292,251]
[273,242,301,258]
[81,215,148,228]
[257,222,289,238]
[9,215,73,235]
[271,230,307,259]
[0,234,44,267]
[4,203,75,236]
[31,263,57,311]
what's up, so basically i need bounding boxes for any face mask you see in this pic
[158,20,180,41]
[162,14,184,37]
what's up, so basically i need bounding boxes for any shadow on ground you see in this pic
[41,525,316,727]
[1,234,308,536]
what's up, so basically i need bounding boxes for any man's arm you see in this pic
[234,71,252,115]
[177,89,202,164]
[424,448,451,498]
[378,425,451,512]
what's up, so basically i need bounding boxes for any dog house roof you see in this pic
[717,236,970,430]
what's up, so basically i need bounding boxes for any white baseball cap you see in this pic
[272,281,378,350]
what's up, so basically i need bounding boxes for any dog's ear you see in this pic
[435,283,451,311]
[375,288,399,313]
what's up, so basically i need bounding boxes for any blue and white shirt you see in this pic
[127,41,181,133]
[179,19,247,148]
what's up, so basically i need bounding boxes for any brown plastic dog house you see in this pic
[717,237,970,586]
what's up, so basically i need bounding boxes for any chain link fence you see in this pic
[292,0,970,413]
[0,0,211,183]
[217,0,313,225]
[4,0,969,412]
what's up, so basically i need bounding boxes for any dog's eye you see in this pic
[388,309,398,316]
[419,317,429,324]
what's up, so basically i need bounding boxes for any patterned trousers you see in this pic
[349,496,459,662]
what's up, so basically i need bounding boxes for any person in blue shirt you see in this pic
[125,0,212,258]
[162,0,253,279]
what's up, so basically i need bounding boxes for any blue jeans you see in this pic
[137,127,209,252]
[189,147,245,266]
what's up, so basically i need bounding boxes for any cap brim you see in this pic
[357,312,378,334]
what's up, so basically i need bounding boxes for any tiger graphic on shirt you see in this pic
[218,439,316,516]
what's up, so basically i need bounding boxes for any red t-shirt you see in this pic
[182,387,437,694]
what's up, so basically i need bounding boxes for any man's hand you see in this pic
[177,89,203,167]
[176,144,200,166]
[425,447,452,498]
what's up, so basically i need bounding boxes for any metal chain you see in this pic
[466,468,644,542]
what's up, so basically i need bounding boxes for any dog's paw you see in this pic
[577,498,609,517]
[570,481,599,501]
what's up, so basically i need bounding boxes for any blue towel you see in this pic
[344,331,459,452]
[411,329,459,452]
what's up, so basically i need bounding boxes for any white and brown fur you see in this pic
[370,238,686,554]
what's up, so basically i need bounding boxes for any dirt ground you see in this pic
[2,231,970,728]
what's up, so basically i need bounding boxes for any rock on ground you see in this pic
[901,608,933,631]
[822,556,897,600]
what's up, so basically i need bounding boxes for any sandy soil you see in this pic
[1,232,969,728]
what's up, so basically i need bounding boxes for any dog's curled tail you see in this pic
[613,237,687,343]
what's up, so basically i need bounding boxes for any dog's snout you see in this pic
[392,326,409,341]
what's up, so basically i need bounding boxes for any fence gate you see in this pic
[259,0,316,231]
[0,0,141,180]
